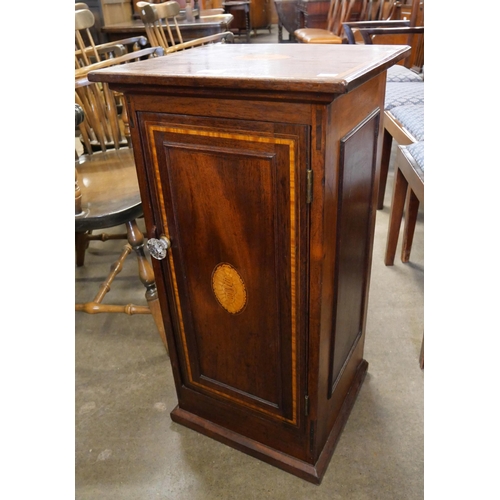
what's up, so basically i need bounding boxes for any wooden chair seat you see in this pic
[75,148,142,232]
[294,28,342,44]
[294,0,356,44]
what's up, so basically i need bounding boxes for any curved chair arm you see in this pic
[358,26,424,45]
[163,31,234,53]
[343,19,410,44]
[75,46,165,83]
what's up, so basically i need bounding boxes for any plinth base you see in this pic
[171,359,368,484]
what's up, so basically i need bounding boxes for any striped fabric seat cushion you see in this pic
[385,82,424,110]
[387,65,423,83]
[389,104,424,141]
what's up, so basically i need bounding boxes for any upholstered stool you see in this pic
[386,65,423,83]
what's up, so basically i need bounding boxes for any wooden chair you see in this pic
[136,1,234,54]
[344,19,424,210]
[294,0,355,43]
[384,141,424,370]
[134,0,225,18]
[294,0,397,44]
[75,48,168,351]
[359,0,399,22]
[75,7,148,69]
[344,21,424,71]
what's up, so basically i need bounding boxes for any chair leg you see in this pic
[125,220,168,352]
[377,129,393,210]
[75,231,89,267]
[401,188,420,263]
[419,334,424,370]
[384,166,408,266]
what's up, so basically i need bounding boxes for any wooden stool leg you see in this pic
[378,129,393,210]
[125,220,168,352]
[384,166,408,266]
[401,188,420,263]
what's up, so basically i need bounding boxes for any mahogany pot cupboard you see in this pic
[89,43,410,484]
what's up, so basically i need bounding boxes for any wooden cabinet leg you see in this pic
[401,188,419,263]
[384,167,408,266]
[125,220,168,352]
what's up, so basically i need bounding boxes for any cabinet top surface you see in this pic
[88,44,410,95]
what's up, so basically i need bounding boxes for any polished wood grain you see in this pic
[88,43,410,94]
[89,43,409,483]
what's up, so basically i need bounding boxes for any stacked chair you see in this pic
[341,12,424,224]
[294,0,399,44]
[75,8,168,351]
[75,7,149,69]
[136,1,234,54]
[342,6,424,368]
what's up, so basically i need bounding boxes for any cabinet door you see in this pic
[250,0,271,29]
[139,113,310,452]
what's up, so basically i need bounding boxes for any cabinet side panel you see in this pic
[329,110,380,394]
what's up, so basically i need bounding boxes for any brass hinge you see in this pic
[306,169,313,204]
[305,395,310,416]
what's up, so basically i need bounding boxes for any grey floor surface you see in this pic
[75,25,424,500]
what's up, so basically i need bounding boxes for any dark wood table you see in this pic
[223,1,251,43]
[274,0,299,42]
[102,15,234,43]
[89,43,411,485]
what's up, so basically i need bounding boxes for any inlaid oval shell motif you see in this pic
[211,263,247,314]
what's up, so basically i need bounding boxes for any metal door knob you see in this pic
[147,236,171,260]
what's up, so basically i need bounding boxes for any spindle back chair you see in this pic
[75,48,168,351]
[136,1,233,54]
[75,8,148,69]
